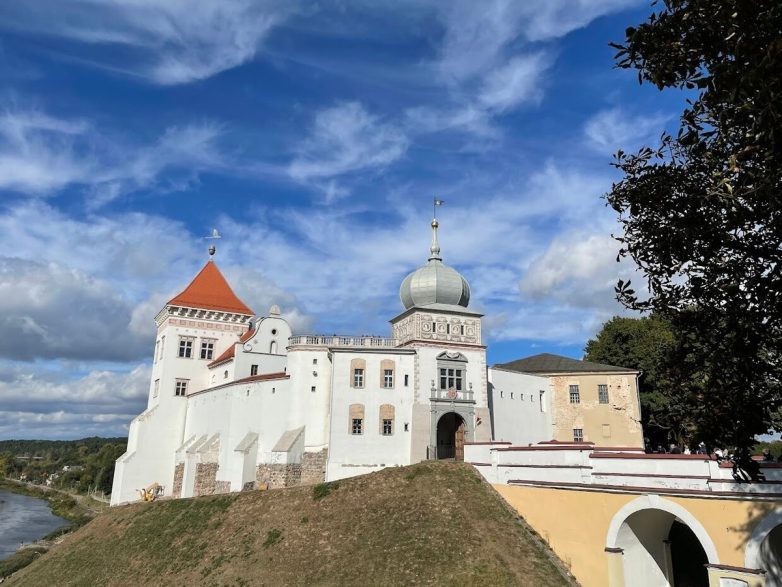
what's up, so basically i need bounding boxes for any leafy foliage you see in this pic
[0,437,126,495]
[607,0,782,452]
[584,316,677,445]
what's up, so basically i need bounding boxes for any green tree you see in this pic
[607,0,782,456]
[584,316,677,447]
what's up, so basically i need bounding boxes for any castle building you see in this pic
[111,219,643,505]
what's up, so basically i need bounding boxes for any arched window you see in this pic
[380,359,395,388]
[379,404,395,435]
[269,340,278,354]
[349,404,365,435]
[350,358,366,388]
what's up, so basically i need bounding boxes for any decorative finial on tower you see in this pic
[205,228,221,261]
[429,198,444,261]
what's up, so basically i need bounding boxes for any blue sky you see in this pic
[0,0,683,439]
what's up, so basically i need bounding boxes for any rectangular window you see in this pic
[154,340,160,364]
[404,374,409,387]
[313,358,318,365]
[200,339,215,360]
[569,384,580,404]
[439,368,463,391]
[153,379,160,398]
[311,386,316,393]
[460,325,465,335]
[598,384,609,404]
[351,418,363,435]
[175,379,188,397]
[353,368,364,388]
[573,428,584,442]
[382,419,393,435]
[250,364,258,376]
[178,337,193,358]
[539,390,546,412]
[160,335,165,359]
[383,369,394,388]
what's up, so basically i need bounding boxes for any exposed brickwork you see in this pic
[172,463,184,498]
[214,480,230,494]
[241,481,255,491]
[301,449,328,486]
[194,462,219,496]
[256,463,301,489]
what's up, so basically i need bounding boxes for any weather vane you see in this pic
[433,197,445,220]
[205,228,221,258]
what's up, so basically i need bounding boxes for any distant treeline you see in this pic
[0,437,127,495]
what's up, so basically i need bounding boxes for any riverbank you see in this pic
[0,479,108,580]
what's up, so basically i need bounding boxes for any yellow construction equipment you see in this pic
[137,482,163,502]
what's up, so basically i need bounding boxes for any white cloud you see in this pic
[0,107,224,201]
[288,102,409,184]
[478,53,550,112]
[584,107,670,152]
[0,363,149,438]
[0,0,293,85]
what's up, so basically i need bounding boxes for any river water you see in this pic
[0,489,68,559]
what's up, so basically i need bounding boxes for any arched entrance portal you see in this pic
[606,496,718,587]
[745,508,782,585]
[436,412,465,460]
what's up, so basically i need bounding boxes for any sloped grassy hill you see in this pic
[7,462,573,586]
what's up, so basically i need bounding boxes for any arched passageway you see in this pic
[436,412,465,460]
[615,510,708,586]
[746,509,782,586]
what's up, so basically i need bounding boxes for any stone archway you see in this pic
[436,412,465,460]
[606,495,718,587]
[745,508,782,585]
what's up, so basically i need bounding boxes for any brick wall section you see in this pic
[256,463,301,489]
[194,462,219,496]
[214,480,230,494]
[172,463,184,498]
[301,449,328,485]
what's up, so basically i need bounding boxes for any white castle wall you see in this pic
[488,368,552,445]
[327,350,417,481]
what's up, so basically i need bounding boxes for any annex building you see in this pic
[112,219,642,505]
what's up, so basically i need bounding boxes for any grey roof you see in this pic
[399,219,471,310]
[495,353,636,374]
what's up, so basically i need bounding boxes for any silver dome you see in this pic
[399,219,471,310]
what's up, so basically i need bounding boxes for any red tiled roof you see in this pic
[239,327,256,343]
[168,261,254,315]
[208,344,236,368]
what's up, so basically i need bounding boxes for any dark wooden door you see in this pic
[455,420,465,461]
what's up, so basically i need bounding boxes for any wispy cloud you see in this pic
[0,107,224,203]
[288,102,409,192]
[0,0,294,85]
[584,107,670,153]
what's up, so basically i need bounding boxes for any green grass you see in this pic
[0,547,47,579]
[6,462,574,587]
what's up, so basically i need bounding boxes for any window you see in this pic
[598,384,609,404]
[250,364,258,376]
[175,379,188,396]
[269,341,278,354]
[510,392,514,399]
[500,391,504,398]
[153,379,160,398]
[573,428,584,442]
[383,369,394,388]
[178,337,193,358]
[379,404,394,435]
[224,370,228,379]
[154,340,160,364]
[349,404,364,435]
[200,339,215,360]
[311,386,316,393]
[382,419,393,435]
[539,390,546,412]
[313,358,318,365]
[569,384,580,404]
[439,368,463,391]
[160,335,165,359]
[350,358,366,388]
[404,374,409,387]
[460,325,465,335]
[353,368,365,388]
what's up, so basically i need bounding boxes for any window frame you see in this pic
[250,364,259,376]
[382,419,393,435]
[178,336,194,359]
[598,384,609,404]
[573,428,584,442]
[351,418,363,435]
[383,369,394,389]
[353,368,365,388]
[174,379,189,397]
[200,339,215,360]
[569,384,580,404]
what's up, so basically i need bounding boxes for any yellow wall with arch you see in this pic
[495,484,779,587]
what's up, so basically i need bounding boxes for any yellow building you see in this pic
[495,353,643,448]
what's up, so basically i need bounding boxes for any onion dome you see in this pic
[399,219,471,310]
